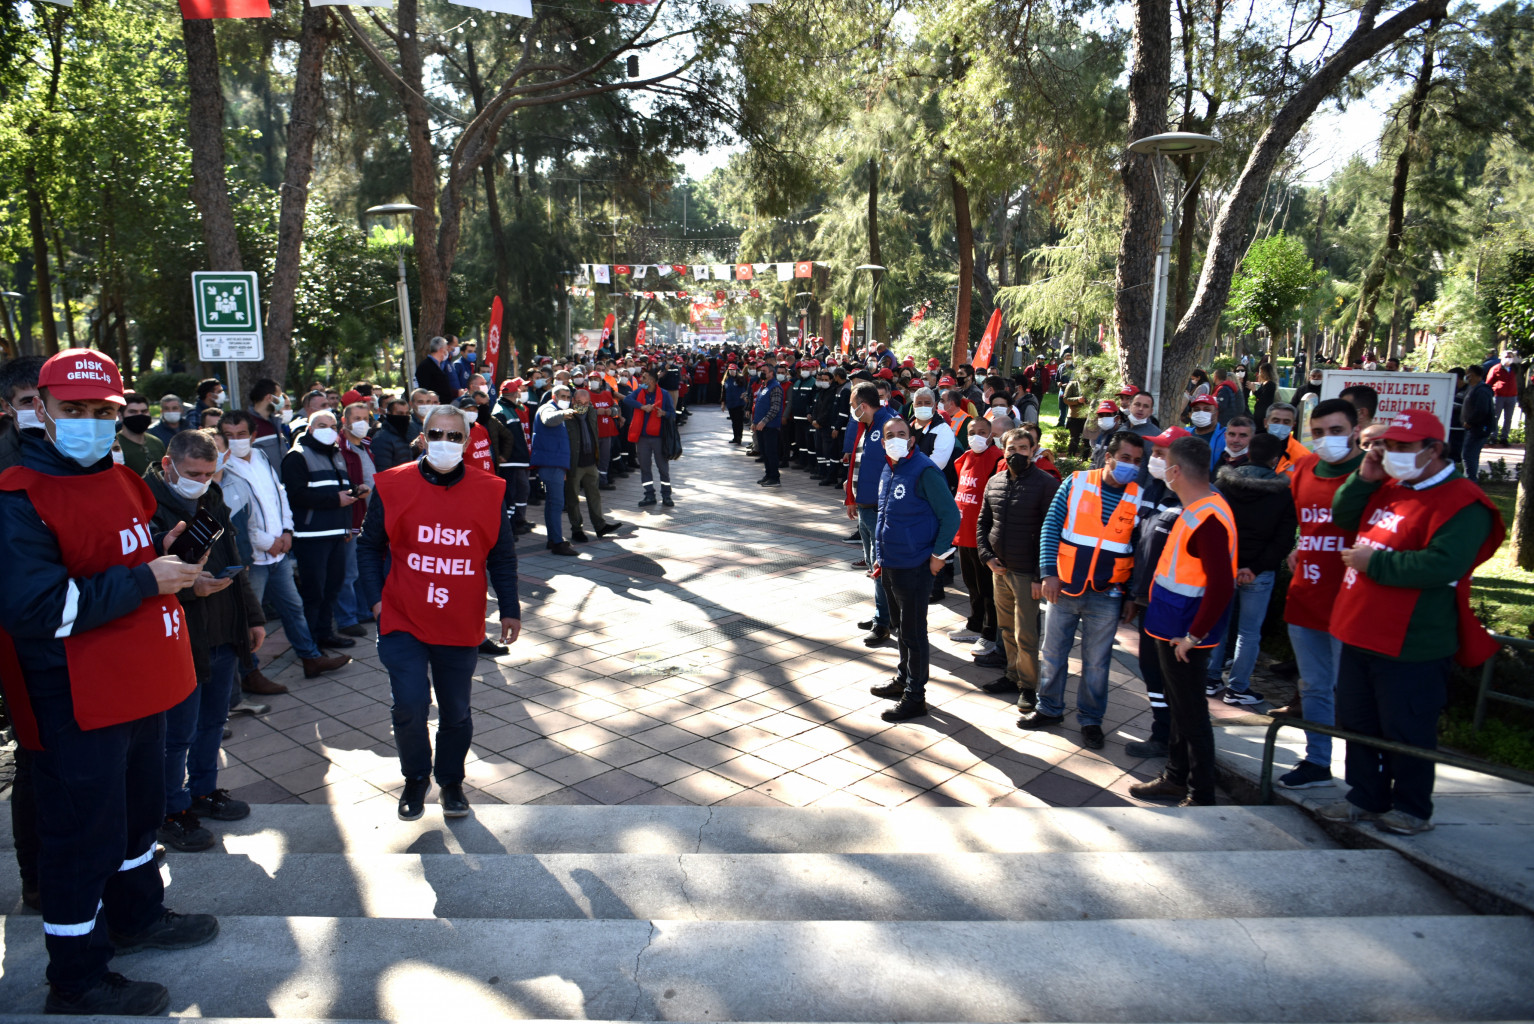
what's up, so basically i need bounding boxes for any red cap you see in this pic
[38,349,125,405]
[1118,385,1139,397]
[875,368,895,381]
[902,357,916,368]
[937,375,957,388]
[1146,425,1192,446]
[927,357,941,369]
[1380,407,1445,443]
[341,389,364,407]
[1095,400,1119,415]
[500,378,523,395]
[1190,394,1218,408]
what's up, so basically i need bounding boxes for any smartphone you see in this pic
[216,565,244,579]
[168,508,225,564]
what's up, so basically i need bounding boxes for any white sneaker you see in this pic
[948,628,981,643]
[230,698,270,717]
[971,638,998,656]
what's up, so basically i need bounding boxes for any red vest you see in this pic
[1284,453,1354,632]
[626,389,664,442]
[467,422,494,474]
[0,465,194,748]
[952,446,1004,547]
[375,464,505,647]
[590,390,619,439]
[1330,475,1504,664]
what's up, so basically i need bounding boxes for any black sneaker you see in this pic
[1204,680,1224,697]
[189,789,250,822]
[398,776,431,821]
[758,478,781,487]
[870,680,906,700]
[1016,711,1064,730]
[1081,724,1105,750]
[317,634,357,649]
[595,521,621,537]
[1124,738,1169,759]
[972,650,1008,669]
[550,541,579,556]
[478,638,509,656]
[843,532,862,544]
[109,909,220,954]
[570,527,590,543]
[638,494,658,508]
[45,973,169,1016]
[881,700,929,722]
[439,782,471,818]
[1276,760,1335,790]
[856,618,876,631]
[861,628,891,648]
[337,623,368,638]
[1018,687,1038,711]
[157,810,214,852]
[1221,686,1266,706]
[662,495,675,507]
[980,678,1019,694]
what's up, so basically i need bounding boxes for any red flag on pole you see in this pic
[635,320,647,348]
[179,0,270,17]
[485,296,504,381]
[973,309,1002,369]
[760,323,770,346]
[840,314,854,355]
[600,313,615,349]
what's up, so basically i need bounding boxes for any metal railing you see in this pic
[1257,716,1534,804]
[1475,633,1534,731]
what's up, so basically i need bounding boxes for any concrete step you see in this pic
[0,803,1331,856]
[2,914,1530,1020]
[0,849,1461,922]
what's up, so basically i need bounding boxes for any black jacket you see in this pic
[810,383,839,428]
[415,355,457,405]
[1130,502,1182,604]
[370,417,420,473]
[1215,464,1297,575]
[492,399,532,466]
[145,468,265,680]
[975,463,1059,577]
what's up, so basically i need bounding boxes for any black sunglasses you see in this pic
[425,429,466,443]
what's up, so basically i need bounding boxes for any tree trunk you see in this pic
[1173,156,1203,324]
[1165,0,1446,401]
[1345,35,1435,366]
[48,219,75,349]
[1515,388,1534,570]
[950,162,974,368]
[463,38,512,381]
[1114,0,1171,398]
[393,0,447,353]
[182,19,244,273]
[24,170,58,355]
[258,2,332,392]
[867,158,885,348]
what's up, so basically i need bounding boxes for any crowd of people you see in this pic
[0,333,1518,1015]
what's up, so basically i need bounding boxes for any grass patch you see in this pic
[1470,482,1534,640]
[1441,712,1534,773]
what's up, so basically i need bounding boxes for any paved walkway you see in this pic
[220,408,1176,811]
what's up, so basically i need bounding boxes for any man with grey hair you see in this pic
[359,403,521,820]
[530,383,577,554]
[281,408,359,649]
[415,336,457,405]
[1264,401,1310,478]
[149,394,186,447]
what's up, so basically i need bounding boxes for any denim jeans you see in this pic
[1462,434,1485,482]
[249,555,322,660]
[856,506,890,630]
[1203,570,1275,693]
[163,644,238,815]
[1287,623,1341,766]
[879,564,933,703]
[334,535,362,628]
[1494,394,1517,440]
[538,466,567,544]
[1035,588,1123,726]
[378,630,479,785]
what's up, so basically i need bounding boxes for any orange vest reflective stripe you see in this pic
[1152,494,1238,600]
[1055,468,1139,597]
[1274,434,1309,479]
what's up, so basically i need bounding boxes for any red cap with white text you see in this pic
[38,349,125,406]
[1380,407,1445,444]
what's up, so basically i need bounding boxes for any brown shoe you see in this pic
[242,669,288,695]
[1269,697,1304,718]
[303,654,351,678]
[1128,776,1189,802]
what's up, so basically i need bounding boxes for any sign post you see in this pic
[192,271,264,409]
[1318,369,1456,430]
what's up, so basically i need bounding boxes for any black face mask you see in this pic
[386,413,410,433]
[476,406,492,425]
[1006,453,1031,476]
[122,414,152,435]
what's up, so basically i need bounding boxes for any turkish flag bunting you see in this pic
[614,265,631,276]
[179,0,270,17]
[735,263,753,281]
[673,264,688,275]
[794,261,812,278]
[973,309,1003,369]
[715,290,727,301]
[749,288,760,299]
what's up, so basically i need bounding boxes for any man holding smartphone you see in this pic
[0,349,219,1015]
[358,404,521,821]
[146,428,267,851]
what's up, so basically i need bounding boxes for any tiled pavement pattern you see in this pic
[224,408,1187,812]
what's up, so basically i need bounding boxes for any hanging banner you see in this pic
[712,264,732,281]
[760,323,770,346]
[735,263,754,281]
[485,296,504,379]
[973,309,1002,370]
[840,314,854,355]
[179,0,271,17]
[635,321,647,348]
[693,265,710,281]
[593,264,611,284]
[600,312,615,348]
[444,0,530,13]
[634,265,648,279]
[794,261,813,278]
[776,262,794,283]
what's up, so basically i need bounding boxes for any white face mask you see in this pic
[572,377,585,386]
[1190,411,1214,428]
[111,448,125,466]
[162,410,182,424]
[280,409,293,424]
[1310,434,1353,463]
[815,380,830,389]
[883,436,909,460]
[913,406,934,422]
[1225,444,1248,459]
[1097,416,1117,431]
[348,419,369,439]
[1128,414,1149,426]
[1147,455,1167,480]
[216,392,229,405]
[556,399,571,410]
[799,370,811,379]
[168,464,210,500]
[426,440,464,472]
[776,374,788,382]
[968,434,990,454]
[1383,448,1426,481]
[309,426,338,446]
[228,437,252,458]
[15,408,42,431]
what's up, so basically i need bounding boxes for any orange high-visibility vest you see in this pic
[1144,493,1239,646]
[1056,468,1140,596]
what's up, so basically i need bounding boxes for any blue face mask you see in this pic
[1111,459,1138,485]
[48,412,118,467]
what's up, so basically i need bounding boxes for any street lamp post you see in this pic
[855,264,885,353]
[559,271,575,361]
[364,203,423,383]
[1125,133,1218,404]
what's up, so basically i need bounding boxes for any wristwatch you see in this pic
[1181,634,1204,646]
